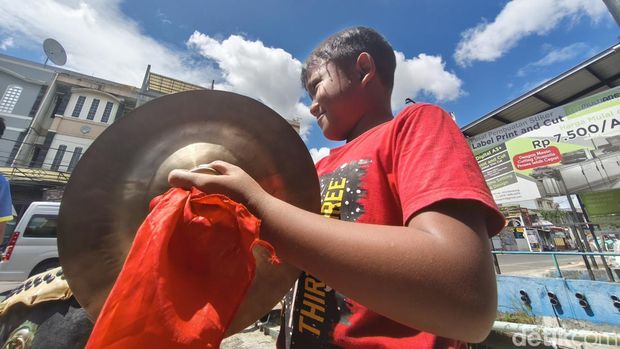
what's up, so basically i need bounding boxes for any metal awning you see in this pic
[0,166,70,185]
[462,43,620,137]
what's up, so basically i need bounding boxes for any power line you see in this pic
[0,136,85,169]
[3,150,81,169]
[0,135,87,166]
[7,153,80,170]
[0,154,77,172]
[0,135,90,152]
[1,128,97,147]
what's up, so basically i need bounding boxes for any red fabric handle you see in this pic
[86,187,277,349]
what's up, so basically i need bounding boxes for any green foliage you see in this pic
[537,209,570,225]
[496,311,537,325]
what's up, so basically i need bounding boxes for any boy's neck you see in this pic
[346,104,393,143]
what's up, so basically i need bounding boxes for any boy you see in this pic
[169,27,504,348]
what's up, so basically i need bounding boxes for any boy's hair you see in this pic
[301,27,396,92]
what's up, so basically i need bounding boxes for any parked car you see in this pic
[0,220,17,252]
[0,202,60,281]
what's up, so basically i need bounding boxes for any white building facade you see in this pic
[42,88,124,172]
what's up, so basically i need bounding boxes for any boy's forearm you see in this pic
[251,194,497,342]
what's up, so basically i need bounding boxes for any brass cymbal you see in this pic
[57,90,320,335]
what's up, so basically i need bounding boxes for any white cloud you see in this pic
[391,51,463,108]
[0,0,465,142]
[454,0,609,67]
[0,37,14,50]
[533,42,589,66]
[187,32,314,138]
[0,0,314,138]
[309,147,330,163]
[0,0,217,87]
[517,42,589,76]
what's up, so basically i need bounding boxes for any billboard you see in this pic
[469,87,620,204]
[580,189,620,225]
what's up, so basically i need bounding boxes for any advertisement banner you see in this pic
[470,87,620,204]
[580,189,620,225]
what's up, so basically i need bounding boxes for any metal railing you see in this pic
[491,250,620,282]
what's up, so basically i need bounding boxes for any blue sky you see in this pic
[0,0,617,161]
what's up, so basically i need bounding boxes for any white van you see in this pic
[0,201,60,281]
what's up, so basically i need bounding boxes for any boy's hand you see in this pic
[168,160,268,211]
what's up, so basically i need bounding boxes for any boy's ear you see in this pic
[356,52,376,86]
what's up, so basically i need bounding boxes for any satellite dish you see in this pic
[43,38,67,66]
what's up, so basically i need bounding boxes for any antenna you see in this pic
[43,38,67,66]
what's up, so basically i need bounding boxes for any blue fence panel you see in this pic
[497,275,620,326]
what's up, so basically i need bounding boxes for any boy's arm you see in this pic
[169,162,497,343]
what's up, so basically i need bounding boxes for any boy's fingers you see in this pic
[189,164,220,175]
[208,160,236,174]
[168,169,193,189]
[168,169,217,190]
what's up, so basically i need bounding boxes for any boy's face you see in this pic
[306,60,364,141]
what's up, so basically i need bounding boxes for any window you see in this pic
[67,147,83,172]
[54,87,71,116]
[0,85,23,113]
[71,96,86,117]
[23,215,57,238]
[50,145,67,171]
[101,101,114,123]
[87,98,100,120]
[29,85,47,118]
[52,92,69,118]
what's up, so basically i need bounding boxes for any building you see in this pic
[138,64,205,105]
[138,65,301,134]
[0,54,139,214]
[0,54,56,169]
[27,71,139,173]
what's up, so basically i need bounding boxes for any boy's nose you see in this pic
[310,100,321,118]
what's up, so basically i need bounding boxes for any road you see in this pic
[494,253,587,275]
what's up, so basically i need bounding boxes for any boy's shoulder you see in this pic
[394,102,450,124]
[315,103,453,167]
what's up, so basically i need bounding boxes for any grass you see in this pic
[496,311,537,325]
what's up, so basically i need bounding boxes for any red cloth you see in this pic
[278,104,503,348]
[86,187,277,349]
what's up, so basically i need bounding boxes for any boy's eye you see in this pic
[307,86,316,99]
[311,82,320,95]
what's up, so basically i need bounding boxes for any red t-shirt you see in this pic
[277,104,504,349]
